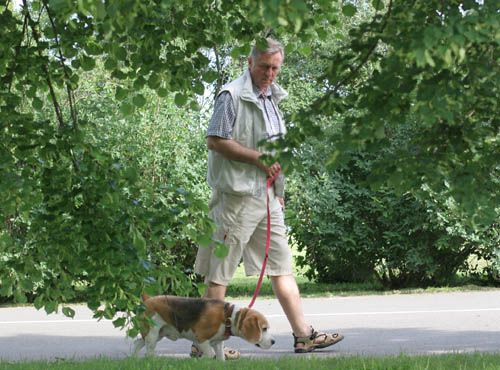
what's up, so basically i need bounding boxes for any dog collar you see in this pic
[224,303,235,339]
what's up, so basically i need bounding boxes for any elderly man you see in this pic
[194,38,344,359]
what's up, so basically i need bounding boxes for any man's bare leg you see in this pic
[271,274,311,337]
[205,281,226,300]
[195,281,240,359]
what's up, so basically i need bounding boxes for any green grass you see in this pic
[1,353,500,370]
[225,259,498,300]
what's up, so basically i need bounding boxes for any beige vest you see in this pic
[207,70,287,197]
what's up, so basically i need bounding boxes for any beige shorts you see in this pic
[194,189,293,286]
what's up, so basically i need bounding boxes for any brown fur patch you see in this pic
[142,296,226,342]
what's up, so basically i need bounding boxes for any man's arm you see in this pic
[207,136,281,179]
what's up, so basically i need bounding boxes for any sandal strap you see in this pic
[293,326,316,345]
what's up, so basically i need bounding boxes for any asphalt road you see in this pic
[1,290,500,362]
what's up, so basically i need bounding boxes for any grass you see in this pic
[225,256,498,300]
[226,273,498,299]
[1,353,500,370]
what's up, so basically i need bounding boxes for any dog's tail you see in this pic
[141,293,151,302]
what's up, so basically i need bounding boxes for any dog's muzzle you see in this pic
[256,339,276,348]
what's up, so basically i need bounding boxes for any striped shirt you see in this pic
[207,87,283,140]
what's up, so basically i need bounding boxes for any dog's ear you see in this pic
[240,313,262,344]
[141,293,151,301]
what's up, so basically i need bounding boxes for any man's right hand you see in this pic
[207,136,281,178]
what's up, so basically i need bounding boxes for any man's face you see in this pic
[248,52,283,92]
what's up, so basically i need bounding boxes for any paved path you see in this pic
[1,290,500,361]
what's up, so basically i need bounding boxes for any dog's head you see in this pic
[236,308,275,349]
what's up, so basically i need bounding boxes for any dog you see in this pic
[132,294,275,360]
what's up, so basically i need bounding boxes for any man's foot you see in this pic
[190,344,241,360]
[293,326,344,353]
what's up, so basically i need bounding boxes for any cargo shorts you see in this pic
[194,188,293,286]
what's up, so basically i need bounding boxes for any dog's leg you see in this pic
[132,337,145,356]
[144,326,161,356]
[197,341,216,359]
[213,341,225,361]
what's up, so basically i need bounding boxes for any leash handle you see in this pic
[248,170,280,308]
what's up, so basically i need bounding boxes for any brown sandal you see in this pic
[190,344,241,360]
[293,327,344,353]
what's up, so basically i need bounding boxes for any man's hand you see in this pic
[278,197,285,209]
[207,136,281,178]
[262,161,281,179]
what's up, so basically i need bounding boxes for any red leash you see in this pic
[248,170,280,308]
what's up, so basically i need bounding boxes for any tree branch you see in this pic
[4,12,29,92]
[42,0,78,130]
[332,0,394,94]
[22,0,65,128]
[213,45,224,97]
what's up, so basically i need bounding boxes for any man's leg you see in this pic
[271,274,344,352]
[270,274,311,337]
[205,281,227,300]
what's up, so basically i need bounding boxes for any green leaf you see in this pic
[147,73,161,89]
[197,234,213,248]
[81,56,96,71]
[104,58,117,71]
[132,230,147,252]
[14,290,28,304]
[174,93,188,107]
[202,70,218,83]
[115,86,128,101]
[113,317,126,328]
[133,76,146,90]
[133,94,147,108]
[32,97,44,110]
[0,278,13,296]
[342,4,356,17]
[299,46,312,56]
[374,124,385,139]
[120,102,134,116]
[32,1,41,12]
[193,81,204,95]
[372,0,384,11]
[214,242,229,258]
[62,306,75,318]
[127,327,140,338]
[113,46,127,60]
[157,87,169,97]
[95,0,107,19]
[45,301,58,314]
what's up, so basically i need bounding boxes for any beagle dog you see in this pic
[133,294,275,360]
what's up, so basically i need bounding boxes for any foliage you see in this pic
[279,5,499,287]
[0,0,341,326]
[76,63,211,277]
[286,0,499,228]
[287,135,499,287]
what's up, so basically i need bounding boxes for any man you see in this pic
[194,38,344,358]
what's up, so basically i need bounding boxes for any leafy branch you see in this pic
[331,0,394,94]
[22,0,65,128]
[42,0,78,130]
[3,11,28,92]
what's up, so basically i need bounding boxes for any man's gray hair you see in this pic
[250,38,285,60]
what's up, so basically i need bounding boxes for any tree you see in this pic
[0,0,339,331]
[286,0,498,227]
